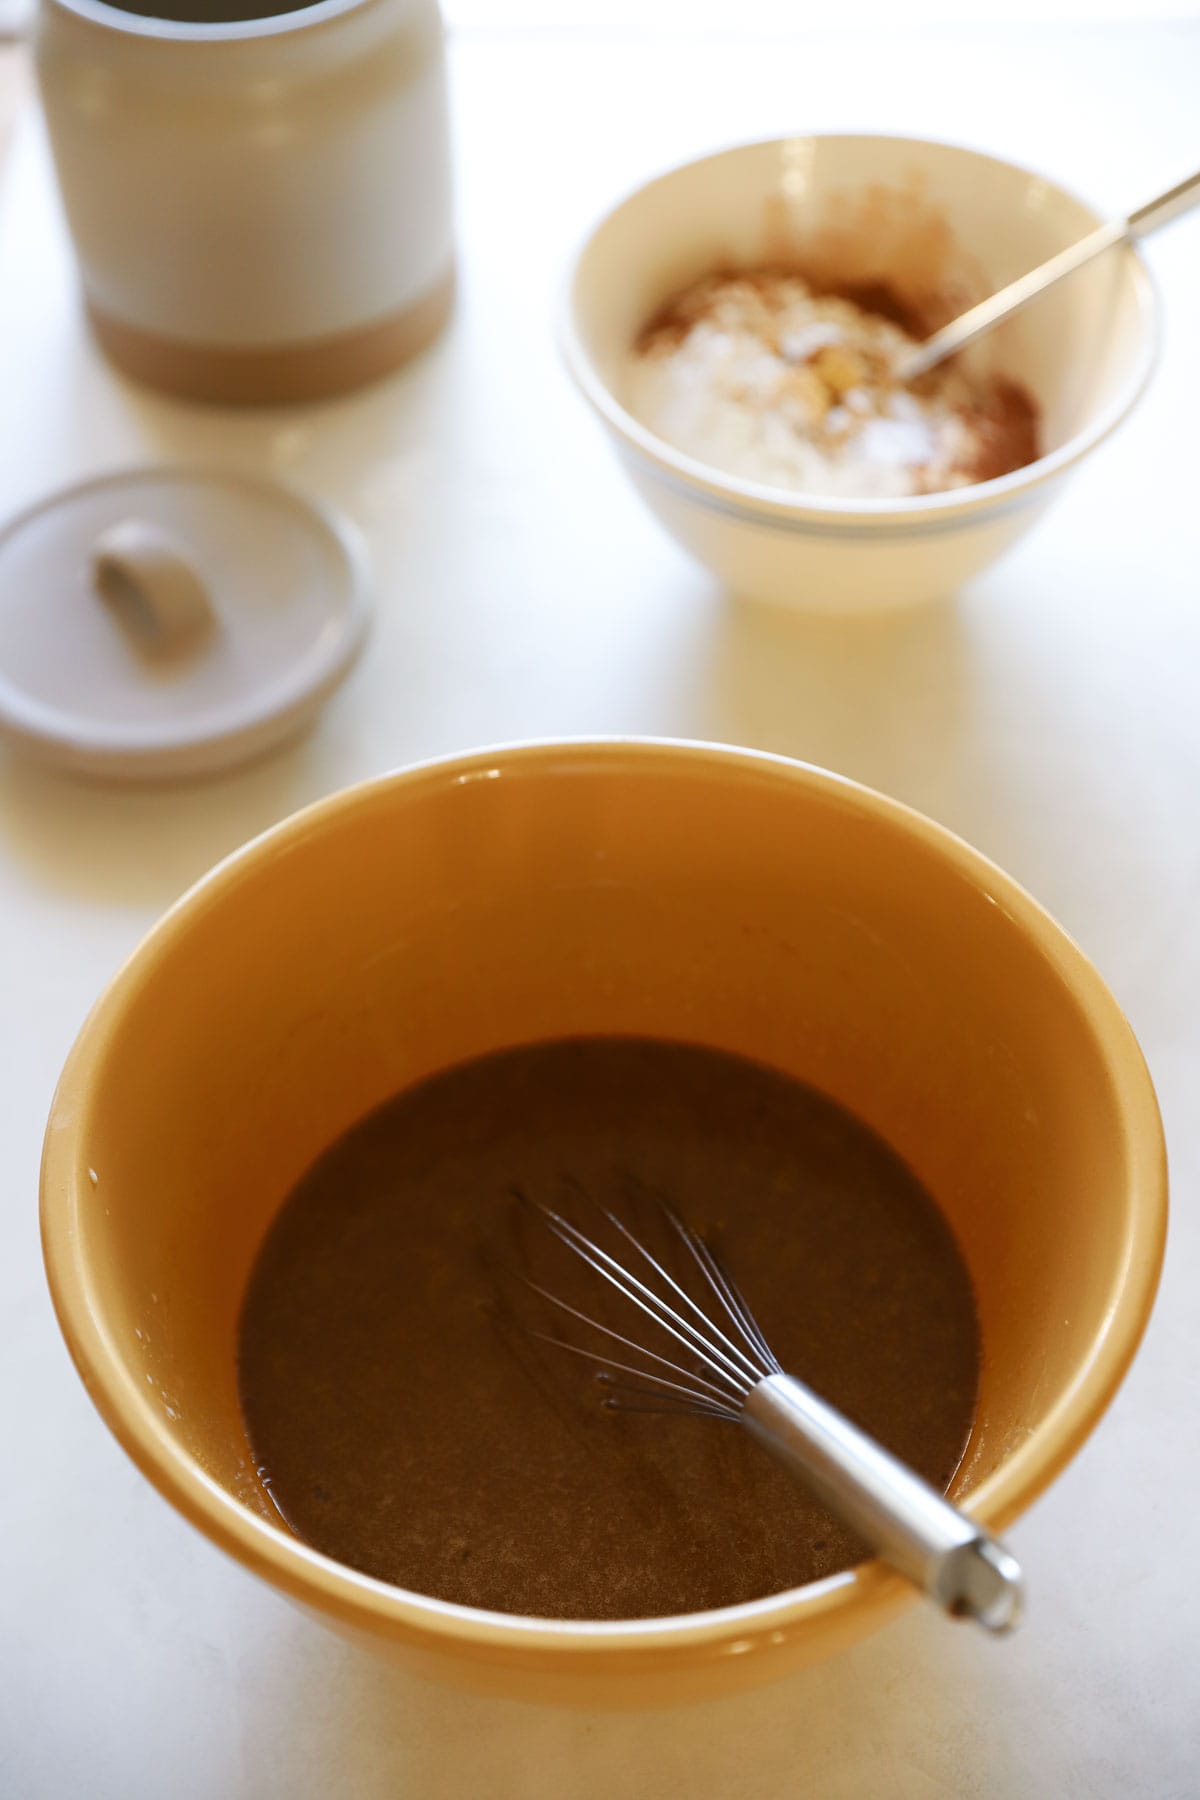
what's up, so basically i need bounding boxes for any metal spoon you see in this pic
[897,167,1200,382]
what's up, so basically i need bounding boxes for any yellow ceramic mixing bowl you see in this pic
[40,741,1166,1705]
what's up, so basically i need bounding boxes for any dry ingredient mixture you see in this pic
[238,1037,981,1621]
[628,270,1039,499]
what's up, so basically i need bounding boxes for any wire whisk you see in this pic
[514,1186,1023,1635]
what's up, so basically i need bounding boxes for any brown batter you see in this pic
[238,1038,980,1620]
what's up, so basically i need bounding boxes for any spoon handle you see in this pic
[1128,167,1200,236]
[900,166,1200,381]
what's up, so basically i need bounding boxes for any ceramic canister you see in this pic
[34,0,455,404]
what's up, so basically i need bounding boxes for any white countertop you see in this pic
[2,17,1199,1798]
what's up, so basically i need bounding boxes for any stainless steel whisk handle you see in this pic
[743,1374,1023,1633]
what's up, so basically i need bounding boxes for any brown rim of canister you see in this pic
[87,264,455,407]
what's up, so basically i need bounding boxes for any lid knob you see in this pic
[91,520,217,662]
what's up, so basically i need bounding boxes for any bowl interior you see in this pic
[43,744,1163,1653]
[568,135,1153,470]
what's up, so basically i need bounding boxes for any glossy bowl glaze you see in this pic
[41,740,1167,1705]
[561,135,1159,612]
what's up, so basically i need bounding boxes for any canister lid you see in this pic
[0,466,370,780]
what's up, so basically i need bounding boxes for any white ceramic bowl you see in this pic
[560,134,1159,613]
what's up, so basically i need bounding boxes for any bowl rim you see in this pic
[558,132,1162,532]
[40,737,1168,1664]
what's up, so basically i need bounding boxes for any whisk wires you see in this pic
[514,1186,780,1422]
